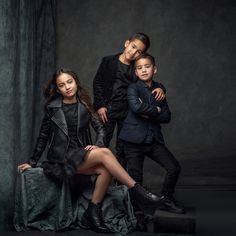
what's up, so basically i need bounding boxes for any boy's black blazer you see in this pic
[119,80,171,144]
[93,54,135,111]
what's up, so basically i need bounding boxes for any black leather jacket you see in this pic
[29,97,105,167]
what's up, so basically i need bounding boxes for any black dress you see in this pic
[42,102,89,183]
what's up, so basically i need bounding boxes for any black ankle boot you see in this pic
[81,201,110,233]
[129,183,163,214]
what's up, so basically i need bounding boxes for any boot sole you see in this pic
[158,206,186,214]
[81,215,110,233]
[80,215,91,229]
[137,197,165,215]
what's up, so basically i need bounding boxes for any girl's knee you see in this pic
[92,147,116,165]
[99,147,112,156]
[99,148,114,160]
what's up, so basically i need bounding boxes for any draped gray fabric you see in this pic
[14,168,136,234]
[0,0,56,230]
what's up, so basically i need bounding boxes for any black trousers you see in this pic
[104,104,128,168]
[123,141,181,197]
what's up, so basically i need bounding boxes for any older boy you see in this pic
[119,53,185,216]
[93,33,165,168]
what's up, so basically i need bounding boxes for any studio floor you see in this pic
[1,189,236,236]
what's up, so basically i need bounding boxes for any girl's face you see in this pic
[56,73,78,102]
[123,39,146,62]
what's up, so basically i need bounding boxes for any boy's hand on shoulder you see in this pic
[97,107,108,123]
[152,88,165,101]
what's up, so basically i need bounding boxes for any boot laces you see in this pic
[95,204,103,221]
[142,185,153,196]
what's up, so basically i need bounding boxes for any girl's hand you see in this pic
[84,145,99,151]
[152,88,165,100]
[18,163,32,172]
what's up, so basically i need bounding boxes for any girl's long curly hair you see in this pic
[44,68,95,115]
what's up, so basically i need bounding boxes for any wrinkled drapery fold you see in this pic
[0,0,56,230]
[14,168,136,235]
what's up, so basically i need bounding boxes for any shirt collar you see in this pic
[140,80,154,89]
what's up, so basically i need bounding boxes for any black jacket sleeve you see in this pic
[90,114,106,147]
[93,57,108,110]
[29,112,51,167]
[150,99,171,124]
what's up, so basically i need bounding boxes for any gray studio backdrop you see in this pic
[56,0,236,189]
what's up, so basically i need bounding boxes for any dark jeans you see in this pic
[104,104,128,168]
[123,141,181,197]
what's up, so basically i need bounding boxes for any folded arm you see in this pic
[127,84,160,117]
[127,84,171,123]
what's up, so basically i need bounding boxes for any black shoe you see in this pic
[158,195,185,214]
[81,202,110,233]
[129,183,163,214]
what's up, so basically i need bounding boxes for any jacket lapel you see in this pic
[47,96,68,136]
[137,80,161,106]
[76,101,88,146]
[77,102,81,130]
[137,80,150,104]
[51,109,68,136]
[111,54,120,80]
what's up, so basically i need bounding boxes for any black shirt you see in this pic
[109,60,132,108]
[62,102,81,147]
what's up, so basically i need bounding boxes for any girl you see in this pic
[18,68,161,233]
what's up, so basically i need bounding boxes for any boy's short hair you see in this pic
[134,53,156,67]
[129,32,150,52]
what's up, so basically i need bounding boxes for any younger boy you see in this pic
[119,53,185,217]
[93,33,165,168]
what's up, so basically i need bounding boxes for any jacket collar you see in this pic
[136,79,160,89]
[47,96,63,108]
[47,96,82,136]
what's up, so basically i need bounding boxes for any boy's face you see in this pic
[135,58,157,82]
[123,39,146,62]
